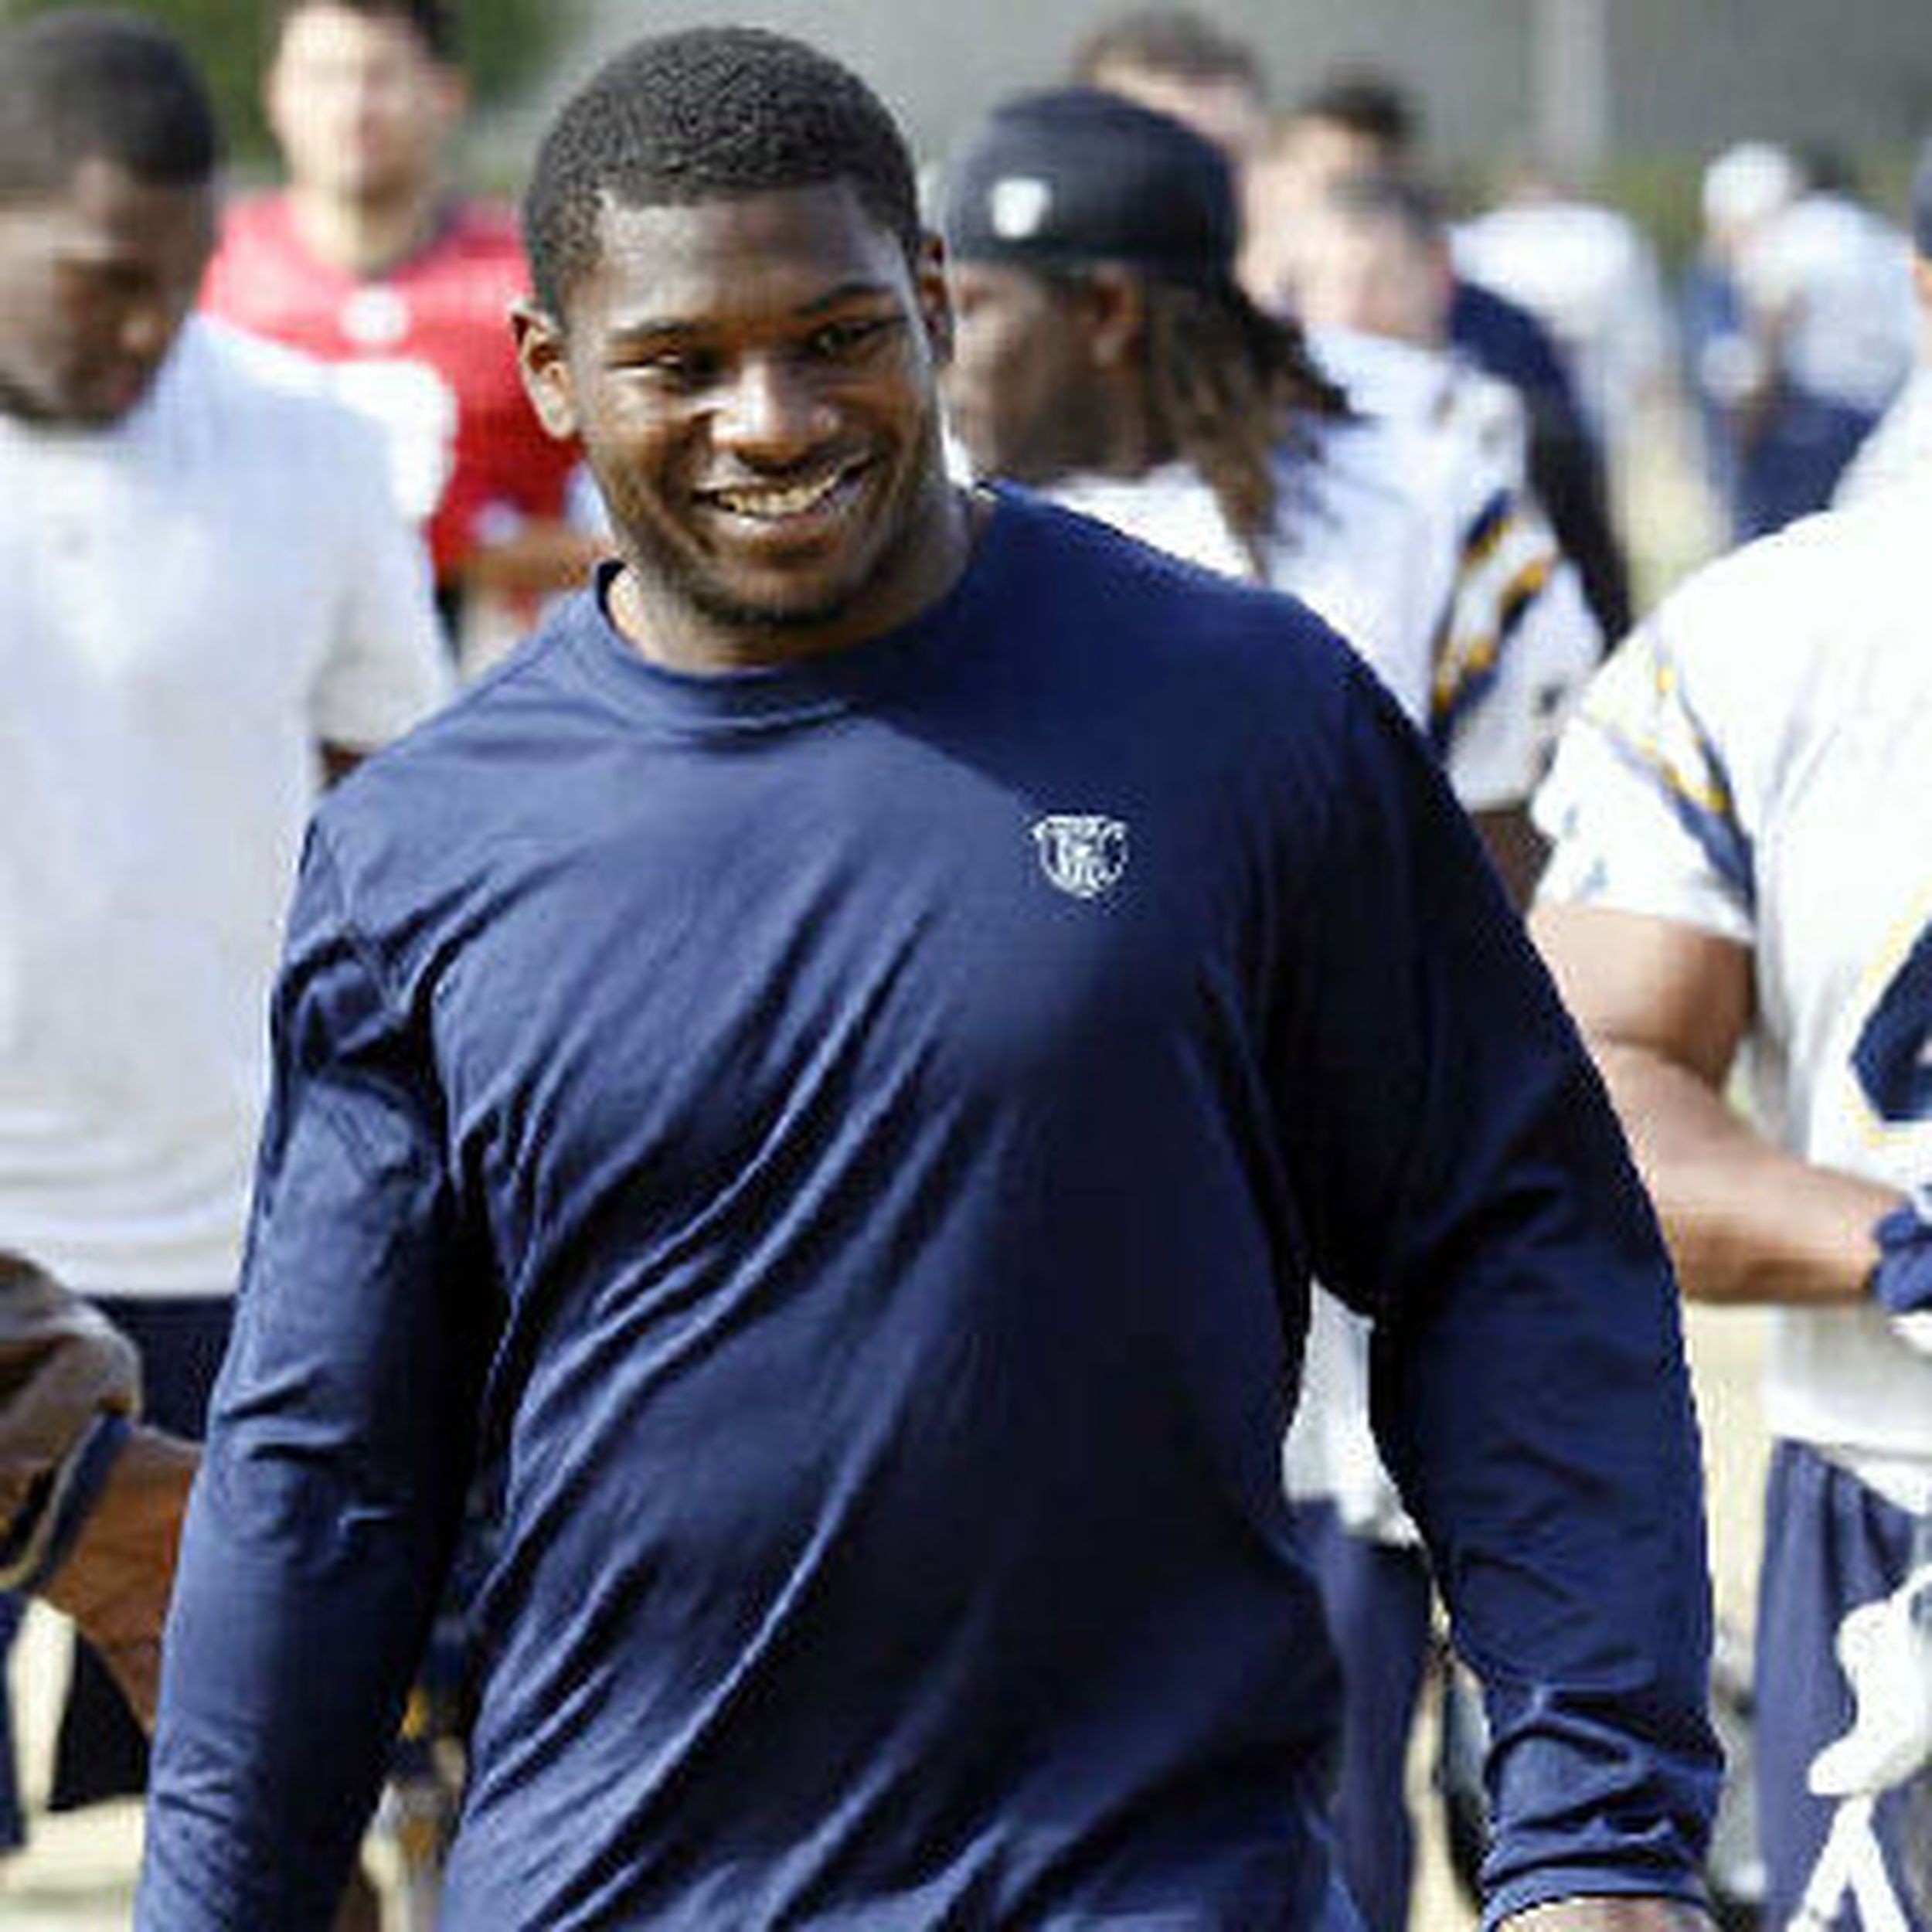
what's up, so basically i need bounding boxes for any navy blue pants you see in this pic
[1735,391,1879,541]
[1291,1499,1435,1932]
[1757,1439,1931,1929]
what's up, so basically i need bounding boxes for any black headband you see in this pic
[941,86,1237,284]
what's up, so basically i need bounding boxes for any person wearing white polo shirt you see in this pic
[0,7,448,1821]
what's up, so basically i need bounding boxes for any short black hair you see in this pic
[522,26,921,318]
[270,0,457,66]
[0,9,222,199]
[1070,9,1267,100]
[1292,71,1420,158]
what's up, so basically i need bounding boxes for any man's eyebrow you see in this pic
[793,277,904,317]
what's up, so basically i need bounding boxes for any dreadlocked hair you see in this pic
[1140,278,1349,578]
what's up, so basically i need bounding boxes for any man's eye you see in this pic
[808,317,893,359]
[627,349,719,390]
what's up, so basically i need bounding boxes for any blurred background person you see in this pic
[1835,132,1932,504]
[941,81,1594,850]
[1681,139,1802,536]
[1453,156,1677,478]
[1070,4,1271,166]
[1243,66,1632,642]
[1685,139,1916,538]
[1242,163,1600,892]
[202,0,600,668]
[0,0,447,1883]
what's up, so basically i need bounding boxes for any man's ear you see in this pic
[913,230,955,368]
[511,300,579,443]
[1080,265,1147,370]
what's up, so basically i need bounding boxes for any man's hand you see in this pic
[39,1426,197,1726]
[1501,1899,1715,1930]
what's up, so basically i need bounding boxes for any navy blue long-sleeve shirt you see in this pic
[142,491,1717,1928]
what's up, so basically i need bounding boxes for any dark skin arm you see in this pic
[1472,802,1549,911]
[40,1427,197,1727]
[456,519,607,602]
[1530,902,1896,1303]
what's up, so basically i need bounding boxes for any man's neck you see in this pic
[285,182,446,279]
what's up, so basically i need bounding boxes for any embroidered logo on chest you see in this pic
[1032,815,1130,901]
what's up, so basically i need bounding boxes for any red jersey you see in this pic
[202,195,576,582]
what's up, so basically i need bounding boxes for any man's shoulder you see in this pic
[996,485,1338,641]
[168,318,389,465]
[1658,493,1916,680]
[988,488,1388,767]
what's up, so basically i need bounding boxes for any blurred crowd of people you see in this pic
[2,5,1930,1930]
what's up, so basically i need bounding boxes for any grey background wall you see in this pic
[559,0,1932,181]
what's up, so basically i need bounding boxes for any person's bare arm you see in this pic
[40,1427,196,1726]
[457,519,607,602]
[1502,1898,1714,1930]
[1530,901,1896,1304]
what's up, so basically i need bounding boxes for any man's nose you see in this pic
[714,354,833,461]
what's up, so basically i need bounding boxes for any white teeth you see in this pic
[709,475,845,519]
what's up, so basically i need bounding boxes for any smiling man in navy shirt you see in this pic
[142,26,1719,1930]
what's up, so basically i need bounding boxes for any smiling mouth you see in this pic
[699,463,868,525]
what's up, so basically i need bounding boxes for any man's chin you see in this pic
[668,532,906,640]
[682,573,867,637]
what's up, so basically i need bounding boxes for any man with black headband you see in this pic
[147,26,1716,1930]
[940,87,1594,893]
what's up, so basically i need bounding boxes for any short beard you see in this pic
[621,439,944,641]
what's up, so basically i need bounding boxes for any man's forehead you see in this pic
[592,179,882,247]
[580,180,914,310]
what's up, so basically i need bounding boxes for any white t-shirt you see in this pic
[0,318,451,1301]
[1047,423,1439,723]
[1536,484,1932,1510]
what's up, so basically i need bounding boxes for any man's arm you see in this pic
[456,518,605,602]
[1530,901,1896,1304]
[0,1254,192,1726]
[0,1257,139,1529]
[40,1426,196,1726]
[1275,665,1720,1925]
[140,828,491,1929]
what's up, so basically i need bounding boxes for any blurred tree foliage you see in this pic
[1,0,581,168]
